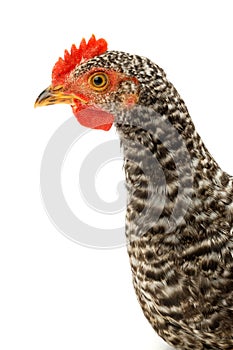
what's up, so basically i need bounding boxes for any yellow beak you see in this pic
[34,85,87,108]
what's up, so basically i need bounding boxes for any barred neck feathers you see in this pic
[113,56,233,238]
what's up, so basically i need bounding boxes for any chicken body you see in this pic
[35,39,233,349]
[108,53,233,350]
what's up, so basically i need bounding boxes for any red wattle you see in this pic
[72,105,114,131]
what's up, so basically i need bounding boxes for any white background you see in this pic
[1,1,233,349]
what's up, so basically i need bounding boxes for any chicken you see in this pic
[35,35,233,350]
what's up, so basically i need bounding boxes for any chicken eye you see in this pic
[89,73,109,91]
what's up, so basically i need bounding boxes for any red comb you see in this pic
[52,35,108,86]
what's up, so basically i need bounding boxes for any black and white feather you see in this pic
[76,51,233,349]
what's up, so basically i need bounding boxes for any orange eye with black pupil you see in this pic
[88,72,109,91]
